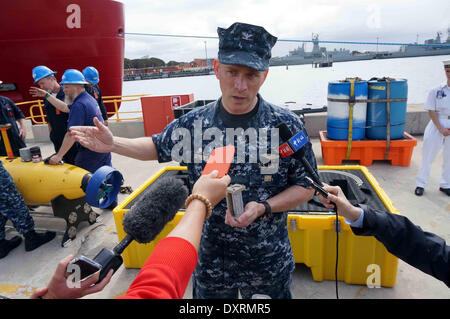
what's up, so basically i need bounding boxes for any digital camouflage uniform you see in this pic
[0,161,34,241]
[152,95,318,298]
[152,22,318,299]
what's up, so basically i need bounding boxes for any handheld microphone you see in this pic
[277,123,340,299]
[96,176,188,281]
[276,123,322,186]
[68,176,188,283]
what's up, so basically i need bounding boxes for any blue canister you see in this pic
[366,79,408,140]
[327,80,368,140]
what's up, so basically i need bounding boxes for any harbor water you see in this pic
[119,55,450,119]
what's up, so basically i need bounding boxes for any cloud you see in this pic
[118,0,450,61]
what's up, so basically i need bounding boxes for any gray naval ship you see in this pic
[270,29,450,67]
[375,29,450,59]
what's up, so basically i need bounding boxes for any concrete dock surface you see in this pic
[0,131,449,299]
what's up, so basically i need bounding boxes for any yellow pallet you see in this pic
[113,165,398,287]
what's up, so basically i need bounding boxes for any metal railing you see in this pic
[103,94,149,122]
[17,99,47,124]
[18,94,150,124]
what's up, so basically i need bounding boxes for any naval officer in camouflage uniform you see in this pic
[69,22,318,298]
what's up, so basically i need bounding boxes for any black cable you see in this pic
[305,175,340,299]
[335,213,339,299]
[124,32,450,48]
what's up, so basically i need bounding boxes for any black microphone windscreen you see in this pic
[122,176,188,244]
[276,123,293,142]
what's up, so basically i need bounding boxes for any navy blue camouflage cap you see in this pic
[217,22,277,71]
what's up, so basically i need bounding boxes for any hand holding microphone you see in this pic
[67,176,188,286]
[276,123,336,210]
[39,169,232,299]
[320,184,362,222]
[68,147,233,288]
[31,254,113,299]
[276,122,322,186]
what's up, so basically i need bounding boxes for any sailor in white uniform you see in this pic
[415,60,450,196]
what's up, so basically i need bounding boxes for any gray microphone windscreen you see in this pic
[122,176,188,243]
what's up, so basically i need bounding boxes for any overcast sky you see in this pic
[118,0,450,62]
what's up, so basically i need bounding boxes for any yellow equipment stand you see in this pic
[113,165,399,287]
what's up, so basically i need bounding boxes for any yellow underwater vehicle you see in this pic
[1,124,123,245]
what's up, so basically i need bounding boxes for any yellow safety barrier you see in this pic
[18,94,151,124]
[16,100,47,124]
[103,94,150,122]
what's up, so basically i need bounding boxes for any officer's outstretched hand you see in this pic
[70,117,114,153]
[225,201,263,228]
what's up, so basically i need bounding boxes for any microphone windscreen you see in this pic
[276,123,293,142]
[122,176,188,243]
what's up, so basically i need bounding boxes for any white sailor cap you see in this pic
[443,60,450,67]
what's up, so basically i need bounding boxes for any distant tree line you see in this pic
[124,57,184,69]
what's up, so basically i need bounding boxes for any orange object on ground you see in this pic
[319,130,417,166]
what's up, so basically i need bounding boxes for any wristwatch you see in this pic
[258,200,272,219]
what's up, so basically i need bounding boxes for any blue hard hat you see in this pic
[82,66,100,84]
[60,69,89,85]
[32,65,57,84]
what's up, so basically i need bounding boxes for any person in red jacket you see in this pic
[31,170,231,299]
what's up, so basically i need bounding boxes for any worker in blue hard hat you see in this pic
[83,66,109,126]
[47,69,112,174]
[31,65,57,84]
[29,66,78,164]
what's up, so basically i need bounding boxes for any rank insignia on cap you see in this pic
[217,22,277,71]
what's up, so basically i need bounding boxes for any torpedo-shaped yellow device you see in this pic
[1,124,123,245]
[1,155,123,245]
[2,156,90,205]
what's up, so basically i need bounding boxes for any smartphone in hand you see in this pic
[67,256,102,280]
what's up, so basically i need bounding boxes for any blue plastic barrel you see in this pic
[327,81,368,140]
[366,79,407,140]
